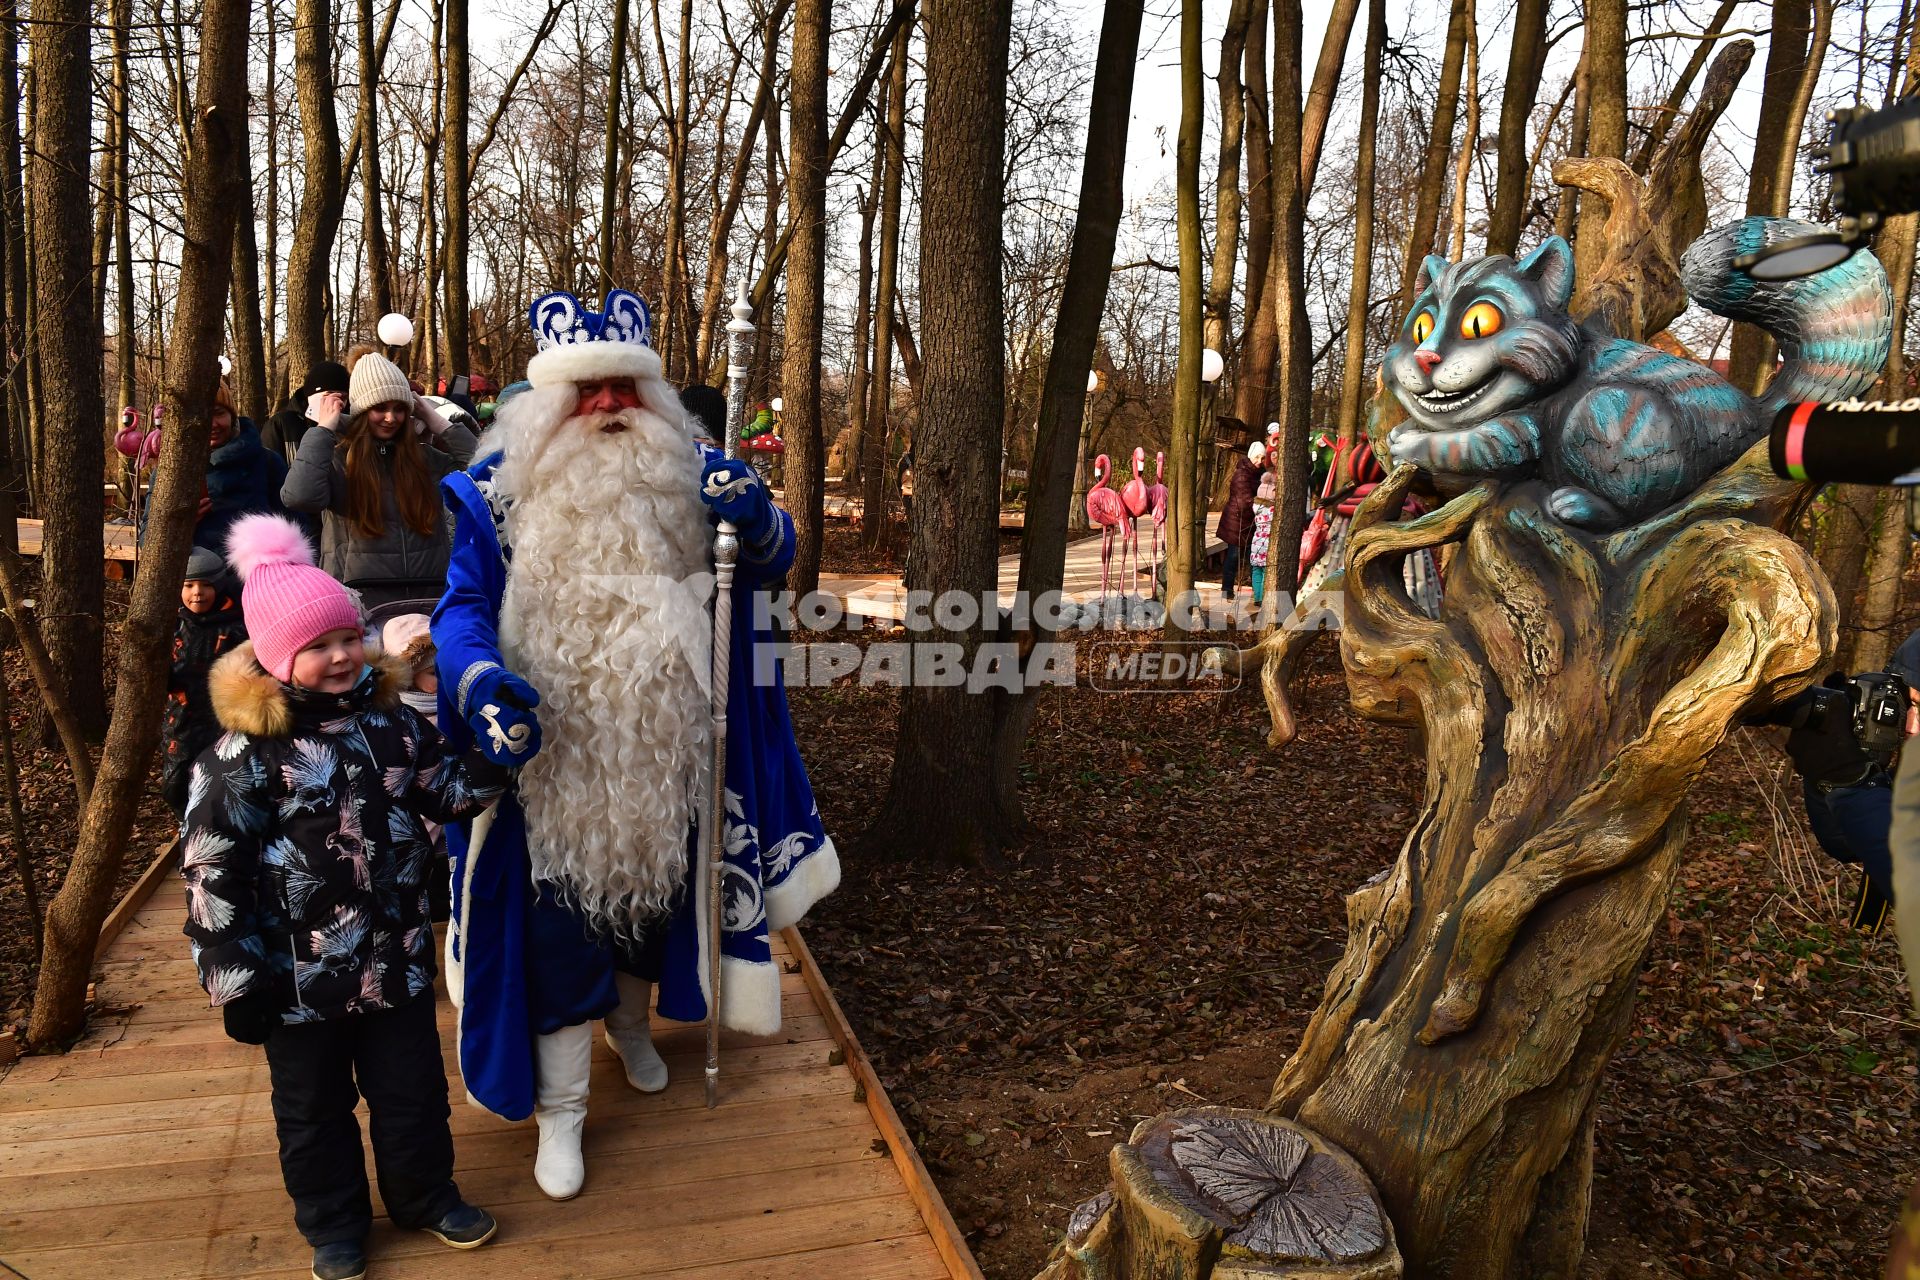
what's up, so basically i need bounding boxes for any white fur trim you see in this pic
[720,955,782,1036]
[526,341,663,390]
[764,837,840,932]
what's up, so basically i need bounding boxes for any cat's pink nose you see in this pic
[1414,350,1443,375]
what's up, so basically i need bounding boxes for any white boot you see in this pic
[604,971,669,1093]
[533,1023,593,1200]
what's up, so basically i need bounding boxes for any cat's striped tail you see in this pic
[1679,216,1893,417]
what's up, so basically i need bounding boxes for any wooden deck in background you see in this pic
[0,857,980,1280]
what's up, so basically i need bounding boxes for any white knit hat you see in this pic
[348,352,413,414]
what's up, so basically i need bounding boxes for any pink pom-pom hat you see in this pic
[224,514,362,683]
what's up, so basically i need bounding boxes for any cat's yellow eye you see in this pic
[1460,301,1504,339]
[1411,310,1435,343]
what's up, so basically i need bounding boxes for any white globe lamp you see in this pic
[1201,348,1225,384]
[377,313,415,347]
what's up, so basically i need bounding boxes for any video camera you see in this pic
[1762,670,1912,759]
[1752,96,1920,488]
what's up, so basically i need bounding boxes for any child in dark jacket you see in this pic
[181,514,506,1280]
[160,546,248,817]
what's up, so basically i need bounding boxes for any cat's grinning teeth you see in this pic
[1414,375,1498,415]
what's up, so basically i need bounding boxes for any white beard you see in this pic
[494,402,713,934]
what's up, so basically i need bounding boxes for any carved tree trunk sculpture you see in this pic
[1038,37,1839,1280]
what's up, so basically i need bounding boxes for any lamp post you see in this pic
[1069,367,1100,534]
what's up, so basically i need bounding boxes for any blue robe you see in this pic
[433,447,839,1122]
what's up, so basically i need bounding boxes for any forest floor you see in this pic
[1,546,1916,1278]
[791,629,1920,1280]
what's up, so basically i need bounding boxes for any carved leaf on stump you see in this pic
[1170,1117,1384,1262]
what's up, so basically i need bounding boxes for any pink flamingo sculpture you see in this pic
[1120,447,1150,598]
[1085,453,1126,602]
[1147,450,1169,589]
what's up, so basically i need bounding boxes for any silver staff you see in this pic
[706,283,753,1109]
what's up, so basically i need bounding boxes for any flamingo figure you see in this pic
[1147,450,1169,590]
[1085,454,1126,604]
[1120,447,1150,598]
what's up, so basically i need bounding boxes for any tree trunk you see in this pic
[1554,53,1589,242]
[988,0,1145,818]
[285,0,343,383]
[1335,0,1386,448]
[111,0,135,415]
[1297,0,1360,193]
[263,0,281,401]
[357,0,392,318]
[1,0,27,516]
[1264,0,1311,610]
[28,0,248,1052]
[860,16,910,553]
[1484,0,1547,256]
[780,0,831,601]
[1848,202,1916,673]
[597,0,627,297]
[1263,456,1826,1276]
[1725,0,1811,393]
[1162,0,1206,630]
[1573,0,1627,288]
[1821,485,1881,663]
[1396,0,1469,314]
[229,137,269,423]
[29,0,106,739]
[1204,0,1252,365]
[1447,0,1479,260]
[867,0,1012,866]
[1232,0,1273,433]
[846,169,880,488]
[442,0,470,373]
[668,0,695,377]
[693,0,791,383]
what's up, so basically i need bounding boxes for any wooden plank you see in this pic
[94,842,179,960]
[1,1120,889,1248]
[0,1033,844,1134]
[0,1057,860,1169]
[2,1013,837,1080]
[8,1180,928,1280]
[652,1235,951,1280]
[0,1092,877,1213]
[785,927,985,1280]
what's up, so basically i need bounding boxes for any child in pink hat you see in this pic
[175,514,509,1279]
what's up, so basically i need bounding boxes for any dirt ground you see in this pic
[792,634,1919,1280]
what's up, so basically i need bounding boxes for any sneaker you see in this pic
[421,1201,499,1250]
[311,1241,368,1280]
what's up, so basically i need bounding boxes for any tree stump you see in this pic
[1037,1108,1402,1280]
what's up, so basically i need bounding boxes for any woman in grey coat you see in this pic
[281,352,478,610]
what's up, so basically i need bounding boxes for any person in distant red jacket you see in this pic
[1215,440,1267,598]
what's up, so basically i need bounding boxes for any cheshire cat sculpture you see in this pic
[1382,217,1893,530]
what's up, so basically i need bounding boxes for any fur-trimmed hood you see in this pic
[207,640,412,737]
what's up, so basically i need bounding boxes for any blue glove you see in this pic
[462,664,542,766]
[699,456,778,545]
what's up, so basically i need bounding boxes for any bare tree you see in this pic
[1485,0,1547,255]
[230,116,270,421]
[357,0,393,316]
[1573,0,1627,287]
[1204,0,1252,359]
[1163,0,1206,626]
[1398,0,1469,313]
[1335,0,1386,446]
[285,0,343,381]
[30,0,107,737]
[859,13,910,552]
[29,0,249,1050]
[1264,0,1311,603]
[443,0,471,373]
[597,0,627,298]
[780,0,831,600]
[1231,0,1272,431]
[868,0,1012,865]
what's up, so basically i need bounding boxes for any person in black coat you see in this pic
[260,360,351,469]
[159,546,248,816]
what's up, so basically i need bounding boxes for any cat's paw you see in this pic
[1547,486,1625,529]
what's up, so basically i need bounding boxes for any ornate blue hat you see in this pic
[524,288,662,389]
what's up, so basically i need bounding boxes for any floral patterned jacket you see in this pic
[181,641,508,1022]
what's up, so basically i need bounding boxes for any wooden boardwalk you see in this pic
[0,857,980,1280]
